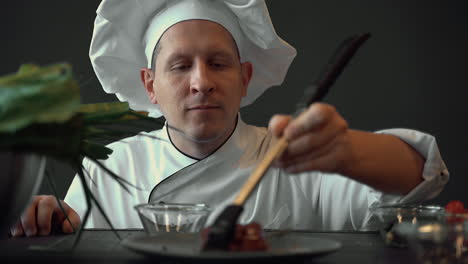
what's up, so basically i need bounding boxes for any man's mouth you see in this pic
[187,105,220,111]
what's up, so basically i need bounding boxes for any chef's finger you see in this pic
[36,196,58,236]
[58,202,81,234]
[268,114,292,137]
[20,196,41,236]
[10,221,25,237]
[47,199,81,234]
[280,113,348,160]
[282,146,340,174]
[283,103,334,140]
[279,136,339,171]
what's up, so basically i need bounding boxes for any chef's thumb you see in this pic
[57,204,81,234]
[268,114,292,137]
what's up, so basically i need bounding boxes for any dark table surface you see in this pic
[0,229,418,263]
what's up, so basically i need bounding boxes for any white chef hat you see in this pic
[89,0,297,118]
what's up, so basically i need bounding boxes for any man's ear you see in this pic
[140,67,158,104]
[240,61,253,97]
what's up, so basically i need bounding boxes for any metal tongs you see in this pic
[202,33,371,251]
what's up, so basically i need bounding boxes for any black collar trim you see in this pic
[165,116,239,161]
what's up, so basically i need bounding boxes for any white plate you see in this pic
[122,231,341,261]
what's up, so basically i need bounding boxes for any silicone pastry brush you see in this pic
[202,33,371,251]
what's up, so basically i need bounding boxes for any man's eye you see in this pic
[210,62,226,68]
[171,64,190,71]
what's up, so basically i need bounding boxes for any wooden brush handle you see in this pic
[232,137,288,206]
[231,34,371,206]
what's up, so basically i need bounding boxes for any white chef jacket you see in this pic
[65,116,449,230]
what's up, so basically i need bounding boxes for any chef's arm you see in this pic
[338,129,424,194]
[269,103,426,195]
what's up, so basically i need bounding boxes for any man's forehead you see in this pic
[157,20,240,56]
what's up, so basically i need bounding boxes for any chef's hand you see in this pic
[10,195,80,237]
[269,102,425,194]
[268,102,351,174]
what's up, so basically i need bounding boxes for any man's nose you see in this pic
[190,63,215,94]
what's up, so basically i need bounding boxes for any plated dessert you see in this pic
[201,222,269,252]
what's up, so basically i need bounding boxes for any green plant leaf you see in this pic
[0,63,80,132]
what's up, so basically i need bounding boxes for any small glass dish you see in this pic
[135,203,212,234]
[369,204,445,247]
[395,219,468,263]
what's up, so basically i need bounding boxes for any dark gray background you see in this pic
[2,1,467,205]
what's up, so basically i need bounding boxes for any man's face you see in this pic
[145,20,252,144]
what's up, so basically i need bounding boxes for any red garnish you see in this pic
[445,200,465,214]
[201,222,269,252]
[445,200,466,224]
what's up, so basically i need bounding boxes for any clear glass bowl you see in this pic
[395,220,468,263]
[135,203,211,234]
[369,204,445,247]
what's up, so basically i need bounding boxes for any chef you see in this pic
[10,0,448,236]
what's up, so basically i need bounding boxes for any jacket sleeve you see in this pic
[372,128,449,204]
[360,128,449,229]
[313,128,449,230]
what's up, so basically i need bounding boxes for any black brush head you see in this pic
[293,33,371,116]
[201,205,244,251]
